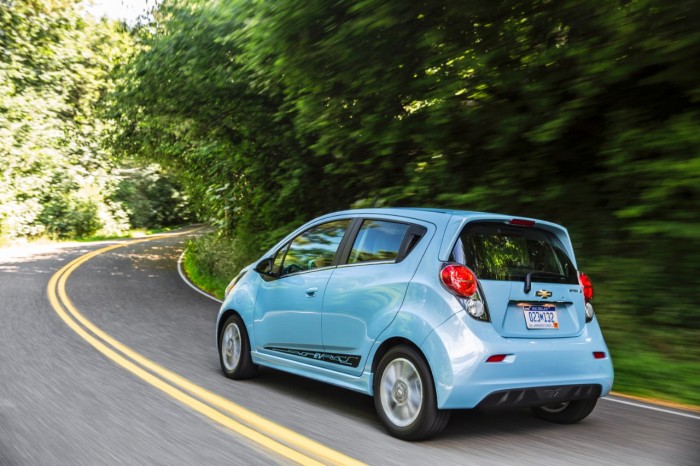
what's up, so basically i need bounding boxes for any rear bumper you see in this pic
[420,312,614,409]
[477,384,601,409]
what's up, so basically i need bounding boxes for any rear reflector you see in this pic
[508,219,536,227]
[486,354,507,363]
[593,352,606,359]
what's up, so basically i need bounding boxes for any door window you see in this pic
[348,220,409,264]
[278,219,351,277]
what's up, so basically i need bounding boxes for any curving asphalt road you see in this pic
[1,230,698,465]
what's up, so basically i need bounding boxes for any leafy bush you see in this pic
[112,165,192,230]
[0,0,137,240]
[183,231,260,298]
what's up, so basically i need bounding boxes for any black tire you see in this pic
[531,397,598,424]
[373,345,451,440]
[219,314,257,380]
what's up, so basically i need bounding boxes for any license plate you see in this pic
[523,305,559,329]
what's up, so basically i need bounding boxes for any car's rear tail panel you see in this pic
[448,216,587,338]
[479,280,586,338]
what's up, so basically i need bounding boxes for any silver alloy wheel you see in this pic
[221,322,242,372]
[380,357,424,427]
[540,401,570,413]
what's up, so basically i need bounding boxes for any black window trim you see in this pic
[396,223,428,263]
[335,217,363,265]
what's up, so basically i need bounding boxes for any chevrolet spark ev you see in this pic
[216,208,613,439]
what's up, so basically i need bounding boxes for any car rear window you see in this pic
[452,222,578,284]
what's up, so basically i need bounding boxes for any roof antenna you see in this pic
[371,195,379,208]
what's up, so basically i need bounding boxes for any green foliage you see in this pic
[0,0,190,240]
[114,0,699,307]
[0,0,128,239]
[109,0,355,257]
[601,313,700,406]
[183,232,255,299]
[112,0,699,403]
[112,164,192,229]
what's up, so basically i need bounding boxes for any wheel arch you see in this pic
[370,336,452,439]
[371,337,437,395]
[217,308,245,347]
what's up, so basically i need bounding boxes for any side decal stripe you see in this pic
[266,347,361,368]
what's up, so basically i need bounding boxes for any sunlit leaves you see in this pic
[0,0,141,239]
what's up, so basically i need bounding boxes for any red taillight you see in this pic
[440,264,478,297]
[486,354,507,363]
[593,352,606,359]
[578,272,594,301]
[508,218,536,227]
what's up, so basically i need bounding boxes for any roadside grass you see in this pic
[182,246,228,300]
[600,315,700,406]
[179,233,700,409]
[609,345,700,407]
[180,233,249,301]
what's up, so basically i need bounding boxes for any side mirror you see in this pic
[255,257,275,276]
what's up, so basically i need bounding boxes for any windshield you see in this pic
[451,222,578,284]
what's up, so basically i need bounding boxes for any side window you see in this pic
[348,220,410,264]
[279,219,351,277]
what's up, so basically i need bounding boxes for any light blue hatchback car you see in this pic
[216,208,613,439]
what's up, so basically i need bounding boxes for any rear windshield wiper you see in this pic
[524,271,568,293]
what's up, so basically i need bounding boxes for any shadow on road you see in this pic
[243,366,576,440]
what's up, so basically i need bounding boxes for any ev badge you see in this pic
[535,290,553,299]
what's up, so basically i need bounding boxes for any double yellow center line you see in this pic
[47,232,364,466]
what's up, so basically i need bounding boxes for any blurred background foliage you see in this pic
[0,0,189,241]
[2,0,699,404]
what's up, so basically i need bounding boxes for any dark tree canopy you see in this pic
[111,0,699,332]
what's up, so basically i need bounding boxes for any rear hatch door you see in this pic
[480,279,585,338]
[453,221,584,338]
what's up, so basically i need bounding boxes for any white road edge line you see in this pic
[602,397,700,420]
[177,250,224,304]
[175,238,700,421]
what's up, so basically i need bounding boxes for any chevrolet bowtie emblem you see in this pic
[535,290,553,298]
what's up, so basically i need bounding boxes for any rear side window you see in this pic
[453,222,577,284]
[348,220,410,264]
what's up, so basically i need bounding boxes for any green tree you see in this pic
[0,0,156,239]
[242,0,700,326]
[112,164,191,229]
[110,0,700,403]
[112,0,699,330]
[110,0,344,257]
